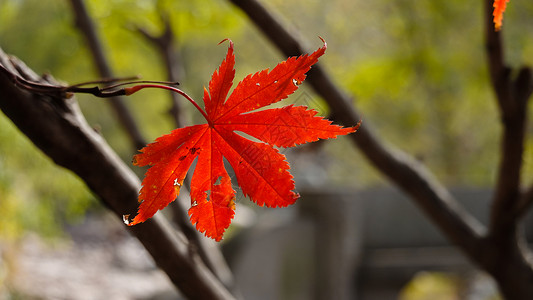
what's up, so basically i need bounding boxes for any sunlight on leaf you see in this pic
[126,39,358,241]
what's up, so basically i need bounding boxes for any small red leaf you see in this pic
[128,39,358,241]
[493,0,510,31]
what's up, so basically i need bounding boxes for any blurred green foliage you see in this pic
[0,110,94,240]
[0,0,532,238]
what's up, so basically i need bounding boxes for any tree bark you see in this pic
[482,0,533,298]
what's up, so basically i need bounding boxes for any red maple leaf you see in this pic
[493,0,510,31]
[125,39,358,241]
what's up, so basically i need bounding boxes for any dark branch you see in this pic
[485,0,533,237]
[229,0,486,262]
[134,12,187,128]
[516,185,533,220]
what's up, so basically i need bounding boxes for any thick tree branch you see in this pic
[69,0,146,150]
[0,49,235,300]
[229,0,486,262]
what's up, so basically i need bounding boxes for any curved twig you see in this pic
[0,64,180,98]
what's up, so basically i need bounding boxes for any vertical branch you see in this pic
[485,0,532,237]
[135,13,188,128]
[485,0,507,92]
[69,0,146,150]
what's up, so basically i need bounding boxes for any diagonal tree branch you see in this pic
[228,0,486,262]
[0,48,236,300]
[69,0,146,151]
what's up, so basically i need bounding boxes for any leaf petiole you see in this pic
[125,84,209,121]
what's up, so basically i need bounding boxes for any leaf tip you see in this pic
[124,213,146,227]
[123,214,132,226]
[318,36,327,49]
[218,38,234,49]
[132,154,140,166]
[352,119,362,132]
[188,199,236,241]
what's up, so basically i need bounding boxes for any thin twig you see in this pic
[135,12,187,127]
[0,63,181,98]
[125,84,208,120]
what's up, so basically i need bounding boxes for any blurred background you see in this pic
[1,0,533,299]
